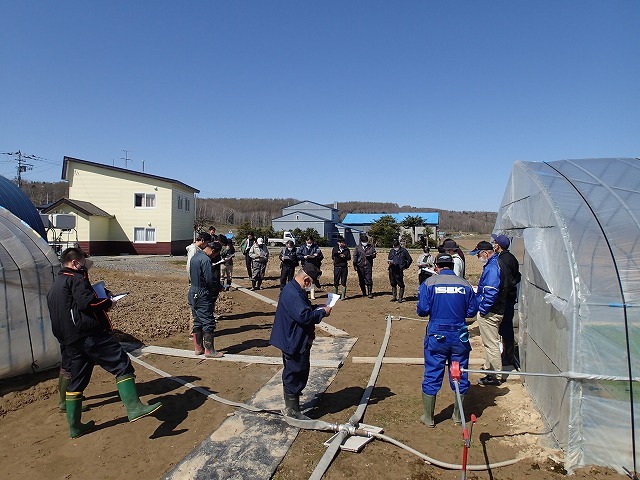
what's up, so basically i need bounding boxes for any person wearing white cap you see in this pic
[249,237,269,290]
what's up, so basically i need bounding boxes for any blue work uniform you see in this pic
[269,279,326,395]
[417,270,478,395]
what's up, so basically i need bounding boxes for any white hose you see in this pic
[371,432,522,471]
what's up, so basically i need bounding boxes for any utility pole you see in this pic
[121,149,132,169]
[1,150,35,187]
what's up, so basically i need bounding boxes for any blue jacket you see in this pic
[269,280,326,355]
[417,270,478,329]
[476,254,506,315]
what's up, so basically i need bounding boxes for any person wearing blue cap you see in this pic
[416,253,478,427]
[491,234,521,369]
[469,240,507,386]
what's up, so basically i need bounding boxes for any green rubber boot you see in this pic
[59,373,89,412]
[452,394,466,425]
[420,393,436,428]
[333,286,339,295]
[66,391,95,438]
[116,374,162,422]
[341,286,347,300]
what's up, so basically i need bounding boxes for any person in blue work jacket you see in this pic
[269,263,332,419]
[469,240,507,386]
[416,253,478,427]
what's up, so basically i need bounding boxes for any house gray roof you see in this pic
[42,198,113,217]
[62,156,199,193]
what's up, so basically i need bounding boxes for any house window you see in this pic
[134,227,156,243]
[134,193,156,208]
[177,195,183,210]
[185,199,190,211]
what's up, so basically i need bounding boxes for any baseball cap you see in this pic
[435,253,454,265]
[441,239,459,250]
[469,241,494,256]
[491,234,510,250]
[302,262,321,281]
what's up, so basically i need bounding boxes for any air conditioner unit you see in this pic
[50,214,76,230]
[40,213,52,228]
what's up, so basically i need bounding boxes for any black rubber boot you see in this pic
[367,285,373,299]
[420,393,436,428]
[398,287,405,303]
[203,331,224,358]
[452,394,466,425]
[250,280,256,290]
[116,374,162,422]
[390,286,397,302]
[282,388,310,420]
[66,391,95,438]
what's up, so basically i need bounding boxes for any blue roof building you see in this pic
[341,212,439,243]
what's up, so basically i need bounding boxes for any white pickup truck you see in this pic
[267,231,296,246]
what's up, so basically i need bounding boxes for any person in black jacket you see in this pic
[331,236,351,299]
[492,234,522,369]
[387,239,413,302]
[47,248,161,438]
[353,235,377,298]
[279,240,299,291]
[297,236,324,299]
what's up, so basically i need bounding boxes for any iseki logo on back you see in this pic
[435,286,465,294]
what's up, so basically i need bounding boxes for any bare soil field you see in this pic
[0,235,628,479]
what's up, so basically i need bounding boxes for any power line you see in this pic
[1,150,34,187]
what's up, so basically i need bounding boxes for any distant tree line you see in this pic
[12,180,497,234]
[15,180,68,207]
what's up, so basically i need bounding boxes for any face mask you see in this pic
[479,253,488,265]
[306,243,312,247]
[361,242,368,247]
[394,247,400,251]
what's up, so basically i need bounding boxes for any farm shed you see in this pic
[495,158,639,474]
[0,178,61,380]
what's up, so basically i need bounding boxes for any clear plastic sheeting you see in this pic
[495,158,640,474]
[0,207,61,380]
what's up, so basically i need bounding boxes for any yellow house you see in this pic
[43,156,199,255]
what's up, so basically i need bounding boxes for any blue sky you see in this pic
[1,1,638,212]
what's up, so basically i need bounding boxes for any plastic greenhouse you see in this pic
[495,158,639,475]
[0,177,61,380]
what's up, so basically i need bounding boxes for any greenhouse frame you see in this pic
[495,158,639,474]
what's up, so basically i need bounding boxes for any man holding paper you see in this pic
[47,248,161,438]
[269,263,331,419]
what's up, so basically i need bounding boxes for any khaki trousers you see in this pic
[477,311,504,372]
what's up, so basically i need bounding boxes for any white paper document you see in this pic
[110,293,129,302]
[326,292,340,307]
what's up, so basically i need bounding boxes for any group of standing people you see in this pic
[416,234,521,428]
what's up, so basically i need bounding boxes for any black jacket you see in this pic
[497,250,521,302]
[331,245,351,267]
[47,267,113,346]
